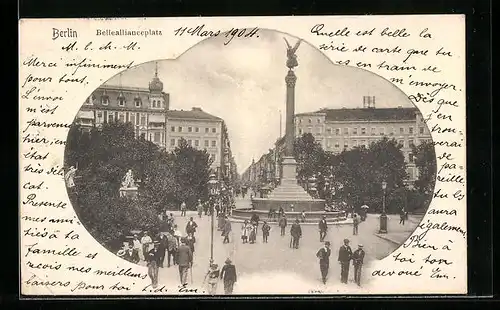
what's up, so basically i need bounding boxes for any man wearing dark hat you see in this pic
[352,244,365,286]
[146,241,162,288]
[177,237,193,285]
[290,219,302,249]
[316,241,331,284]
[338,238,353,284]
[220,258,237,294]
[318,215,328,242]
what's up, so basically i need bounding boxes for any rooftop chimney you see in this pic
[192,107,202,111]
[363,96,376,108]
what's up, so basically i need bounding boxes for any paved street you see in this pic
[142,197,421,294]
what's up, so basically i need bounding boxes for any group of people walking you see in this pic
[316,239,365,286]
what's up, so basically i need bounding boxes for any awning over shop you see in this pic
[148,114,165,123]
[77,110,95,119]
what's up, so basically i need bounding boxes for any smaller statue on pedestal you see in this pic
[120,169,138,199]
[65,166,77,188]
[121,169,136,188]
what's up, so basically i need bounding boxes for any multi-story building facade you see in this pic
[242,97,432,185]
[75,67,235,180]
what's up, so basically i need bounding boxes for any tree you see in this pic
[412,140,437,195]
[325,137,409,214]
[168,138,211,208]
[294,133,327,183]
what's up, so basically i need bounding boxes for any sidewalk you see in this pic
[370,214,424,246]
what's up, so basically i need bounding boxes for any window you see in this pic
[195,140,199,147]
[419,127,424,134]
[326,128,332,134]
[178,126,183,132]
[361,127,366,135]
[379,127,385,135]
[136,113,140,125]
[316,127,322,134]
[371,127,376,135]
[188,127,192,132]
[308,119,312,124]
[399,139,405,147]
[135,99,141,107]
[343,128,349,135]
[299,119,302,124]
[212,128,216,133]
[101,96,109,105]
[152,100,156,108]
[391,127,396,135]
[307,127,312,133]
[298,128,303,135]
[119,113,125,122]
[204,140,209,147]
[154,132,161,142]
[170,139,175,146]
[326,139,332,148]
[177,139,182,146]
[353,140,358,147]
[118,98,125,106]
[409,127,414,134]
[195,127,199,133]
[353,127,358,135]
[409,153,414,163]
[141,116,146,126]
[361,140,366,147]
[108,113,114,123]
[205,128,209,133]
[400,127,405,134]
[344,141,349,149]
[334,141,340,148]
[211,140,216,147]
[335,128,340,135]
[317,119,321,123]
[188,139,192,146]
[409,139,415,147]
[171,126,175,132]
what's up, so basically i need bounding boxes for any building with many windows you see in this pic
[241,97,432,186]
[75,67,235,180]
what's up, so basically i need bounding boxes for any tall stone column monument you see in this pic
[233,37,348,223]
[252,38,324,212]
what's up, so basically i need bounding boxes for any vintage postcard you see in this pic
[19,15,466,296]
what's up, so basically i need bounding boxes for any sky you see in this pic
[103,29,413,174]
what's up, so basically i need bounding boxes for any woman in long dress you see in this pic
[241,220,249,244]
[249,224,257,244]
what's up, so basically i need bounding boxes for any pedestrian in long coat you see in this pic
[222,217,232,243]
[278,215,287,236]
[220,258,237,294]
[290,219,302,249]
[338,238,353,284]
[262,221,271,243]
[316,241,331,284]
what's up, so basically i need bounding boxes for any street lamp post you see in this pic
[207,173,219,265]
[379,180,388,234]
